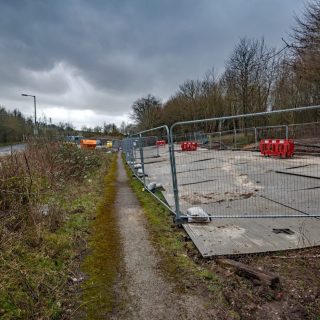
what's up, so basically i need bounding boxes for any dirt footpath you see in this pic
[112,153,218,320]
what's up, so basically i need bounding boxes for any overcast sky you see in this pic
[0,0,306,129]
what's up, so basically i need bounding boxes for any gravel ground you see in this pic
[112,153,219,320]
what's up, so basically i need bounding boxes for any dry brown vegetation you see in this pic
[218,249,320,320]
[0,139,111,319]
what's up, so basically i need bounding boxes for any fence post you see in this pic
[128,138,134,167]
[285,125,289,139]
[134,136,139,161]
[254,127,258,150]
[132,138,136,167]
[139,134,146,188]
[169,125,184,223]
[156,140,160,157]
[234,129,237,149]
[219,131,222,149]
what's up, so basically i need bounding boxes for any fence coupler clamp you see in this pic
[174,216,189,225]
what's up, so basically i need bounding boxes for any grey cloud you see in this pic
[0,0,305,124]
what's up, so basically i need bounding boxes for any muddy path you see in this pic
[112,153,218,320]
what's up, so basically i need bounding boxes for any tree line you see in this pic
[131,1,320,132]
[0,107,128,144]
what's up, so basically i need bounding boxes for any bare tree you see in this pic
[159,71,226,133]
[223,37,278,128]
[131,94,162,130]
[93,125,102,133]
[120,121,126,134]
[102,122,119,135]
[291,0,320,104]
[177,80,203,122]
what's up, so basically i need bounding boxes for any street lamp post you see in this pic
[22,93,37,135]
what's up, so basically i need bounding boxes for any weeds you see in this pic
[0,139,112,319]
[123,156,233,318]
[80,154,121,319]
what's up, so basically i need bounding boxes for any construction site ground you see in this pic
[141,145,320,257]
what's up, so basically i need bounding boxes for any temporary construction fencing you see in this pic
[123,105,320,223]
[122,126,179,216]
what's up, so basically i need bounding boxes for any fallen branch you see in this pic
[216,258,280,288]
[271,254,320,259]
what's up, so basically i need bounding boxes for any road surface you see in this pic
[0,144,26,156]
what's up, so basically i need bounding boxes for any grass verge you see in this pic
[0,144,113,319]
[80,154,122,319]
[122,156,237,318]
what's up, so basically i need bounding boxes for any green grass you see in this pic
[123,156,221,290]
[122,158,240,318]
[0,150,113,319]
[80,154,122,319]
[0,188,100,319]
[123,161,242,318]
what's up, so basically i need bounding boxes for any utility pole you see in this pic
[22,93,37,135]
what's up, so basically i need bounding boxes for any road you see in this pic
[0,143,26,156]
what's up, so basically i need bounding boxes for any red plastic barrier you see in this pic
[260,139,294,158]
[181,141,198,151]
[156,140,166,146]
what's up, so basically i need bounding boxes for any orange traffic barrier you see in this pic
[80,139,97,149]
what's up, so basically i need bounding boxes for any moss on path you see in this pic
[81,154,122,318]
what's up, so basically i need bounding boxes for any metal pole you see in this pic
[155,136,160,157]
[139,133,146,188]
[33,96,37,135]
[128,139,133,166]
[134,125,183,220]
[171,105,320,129]
[234,129,237,149]
[22,93,37,135]
[254,127,257,150]
[169,129,182,222]
[285,125,289,139]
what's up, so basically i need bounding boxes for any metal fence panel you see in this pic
[122,126,178,216]
[123,105,320,222]
[169,105,320,220]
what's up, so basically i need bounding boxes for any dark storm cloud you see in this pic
[0,0,305,121]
